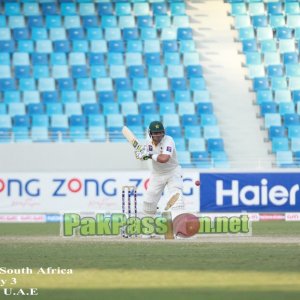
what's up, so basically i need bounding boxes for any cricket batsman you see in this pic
[135,121,185,217]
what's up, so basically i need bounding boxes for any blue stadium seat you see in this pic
[188,138,206,152]
[41,3,58,15]
[284,114,300,126]
[41,92,59,104]
[186,66,203,78]
[174,91,191,103]
[267,2,282,15]
[267,65,284,77]
[115,78,131,91]
[291,138,300,152]
[276,151,294,167]
[128,66,145,78]
[126,115,143,126]
[162,40,178,53]
[253,77,269,91]
[0,115,11,129]
[5,3,21,16]
[178,102,195,116]
[207,138,224,152]
[252,15,268,28]
[151,78,168,91]
[70,115,86,127]
[57,78,74,91]
[65,103,82,116]
[265,113,282,128]
[33,66,50,78]
[117,91,134,104]
[28,16,43,28]
[177,28,193,40]
[71,66,88,78]
[83,104,100,115]
[272,137,289,152]
[143,114,160,128]
[0,104,7,115]
[108,127,123,142]
[4,91,20,104]
[170,78,187,91]
[98,91,115,103]
[191,151,212,168]
[242,39,258,52]
[279,102,295,114]
[53,40,71,53]
[88,115,105,127]
[177,151,192,166]
[14,66,30,79]
[127,40,142,52]
[196,103,213,115]
[292,90,300,102]
[150,68,167,83]
[165,126,182,138]
[163,114,180,127]
[159,103,176,115]
[98,3,113,16]
[140,103,157,115]
[184,126,201,139]
[102,103,119,115]
[260,40,277,53]
[203,126,220,139]
[46,103,63,115]
[154,91,171,103]
[134,3,150,16]
[288,126,300,138]
[89,126,106,142]
[182,114,199,126]
[282,52,298,64]
[27,103,44,115]
[13,115,30,128]
[269,126,286,139]
[137,16,153,28]
[121,102,138,116]
[260,102,277,116]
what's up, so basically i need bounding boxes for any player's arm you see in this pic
[148,154,170,163]
[149,141,174,163]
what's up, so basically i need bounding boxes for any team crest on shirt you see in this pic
[166,146,172,152]
[148,145,153,151]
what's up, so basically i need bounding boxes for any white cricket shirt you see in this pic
[145,135,179,174]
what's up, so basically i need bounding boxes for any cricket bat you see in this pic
[162,211,174,240]
[122,126,143,151]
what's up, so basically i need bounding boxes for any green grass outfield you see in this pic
[0,222,300,300]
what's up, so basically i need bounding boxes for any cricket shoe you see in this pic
[141,234,161,239]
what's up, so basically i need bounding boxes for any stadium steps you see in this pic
[187,0,273,168]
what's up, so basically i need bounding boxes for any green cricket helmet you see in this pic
[149,121,165,139]
[149,121,165,133]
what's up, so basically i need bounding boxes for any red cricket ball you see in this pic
[173,213,200,238]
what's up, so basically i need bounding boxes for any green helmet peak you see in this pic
[149,121,164,133]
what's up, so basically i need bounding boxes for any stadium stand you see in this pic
[0,0,228,168]
[228,0,300,167]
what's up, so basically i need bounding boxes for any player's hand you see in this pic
[135,146,150,161]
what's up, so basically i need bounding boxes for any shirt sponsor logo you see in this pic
[148,145,153,151]
[166,146,172,152]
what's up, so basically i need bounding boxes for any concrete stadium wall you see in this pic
[0,143,149,172]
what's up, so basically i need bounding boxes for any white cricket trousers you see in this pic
[143,166,183,215]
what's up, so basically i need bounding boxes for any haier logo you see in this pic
[216,179,299,206]
[200,173,300,212]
